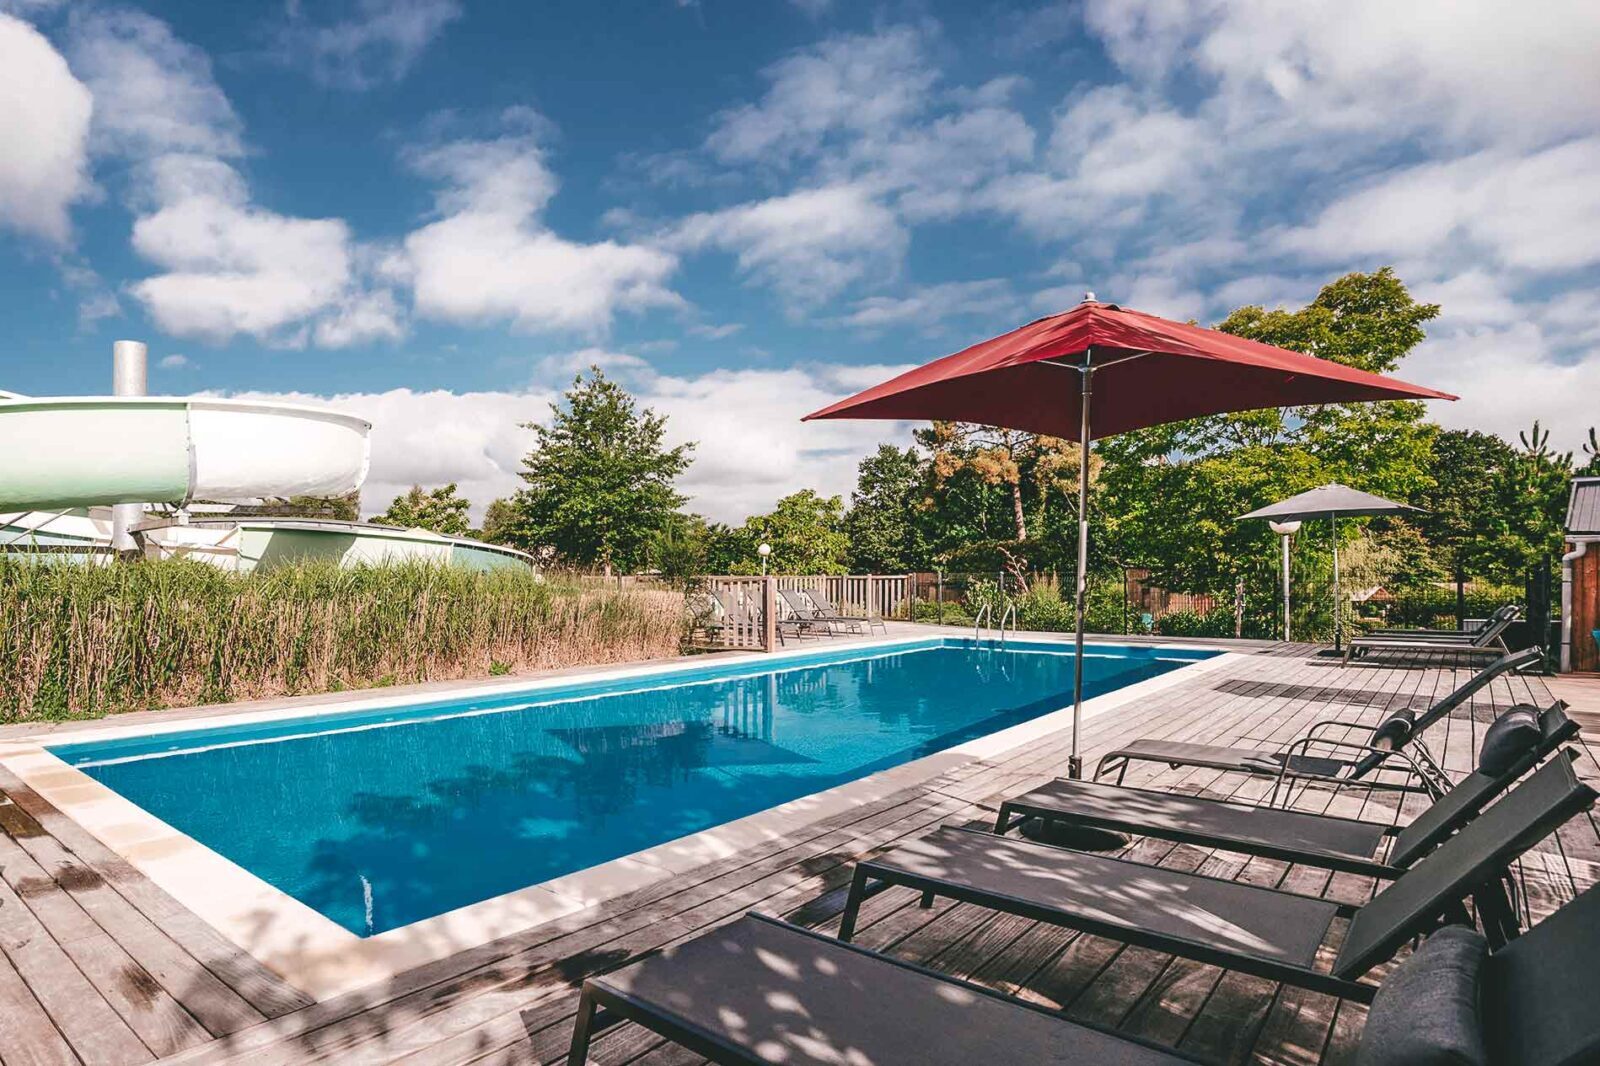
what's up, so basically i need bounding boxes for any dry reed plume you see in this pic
[0,557,688,721]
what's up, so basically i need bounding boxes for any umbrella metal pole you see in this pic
[1282,533,1292,642]
[1331,512,1341,653]
[1070,359,1093,780]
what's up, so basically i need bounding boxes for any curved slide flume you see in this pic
[0,397,371,511]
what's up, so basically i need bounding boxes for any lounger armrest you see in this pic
[1303,718,1382,742]
[1268,737,1433,807]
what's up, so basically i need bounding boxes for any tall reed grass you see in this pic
[0,557,688,721]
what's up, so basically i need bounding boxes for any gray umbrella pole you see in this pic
[1331,512,1341,653]
[1070,364,1093,779]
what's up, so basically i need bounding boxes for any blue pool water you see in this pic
[53,639,1212,936]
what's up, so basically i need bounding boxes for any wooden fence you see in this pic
[691,574,913,652]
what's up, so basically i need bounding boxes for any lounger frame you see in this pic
[841,754,1595,1008]
[1094,647,1543,803]
[998,703,1578,879]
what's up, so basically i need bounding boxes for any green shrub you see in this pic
[1153,608,1237,638]
[0,556,688,722]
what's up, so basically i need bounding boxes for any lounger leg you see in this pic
[919,889,935,909]
[1474,878,1521,949]
[566,988,599,1066]
[839,867,869,942]
[994,803,1014,834]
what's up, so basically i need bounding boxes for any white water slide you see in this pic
[0,396,371,511]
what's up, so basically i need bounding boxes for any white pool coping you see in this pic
[0,635,1242,1002]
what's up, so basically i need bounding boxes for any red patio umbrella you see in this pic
[805,296,1455,779]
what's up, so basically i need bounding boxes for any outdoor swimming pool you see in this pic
[50,638,1215,937]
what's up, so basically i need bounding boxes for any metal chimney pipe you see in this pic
[110,340,149,554]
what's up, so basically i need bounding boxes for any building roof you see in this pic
[1567,477,1600,535]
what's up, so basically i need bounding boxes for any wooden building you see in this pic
[1563,476,1600,672]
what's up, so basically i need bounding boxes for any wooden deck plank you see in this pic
[0,638,1584,1066]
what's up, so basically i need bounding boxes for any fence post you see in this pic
[867,574,877,620]
[762,576,777,652]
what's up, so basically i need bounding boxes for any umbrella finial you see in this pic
[1082,291,1096,303]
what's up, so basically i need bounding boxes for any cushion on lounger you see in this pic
[1356,925,1488,1066]
[1370,709,1417,748]
[1477,705,1542,776]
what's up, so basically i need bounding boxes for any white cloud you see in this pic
[532,348,652,383]
[706,26,937,166]
[128,187,355,343]
[1277,140,1600,275]
[836,279,1021,332]
[314,289,407,348]
[665,184,905,307]
[1085,0,1600,148]
[69,8,401,347]
[225,361,914,523]
[404,128,681,335]
[277,0,461,90]
[0,13,93,244]
[159,353,188,368]
[1410,322,1600,456]
[68,7,242,160]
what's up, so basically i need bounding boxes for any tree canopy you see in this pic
[506,368,693,574]
[371,483,472,536]
[844,444,929,572]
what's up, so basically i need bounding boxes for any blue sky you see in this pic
[3,0,1598,519]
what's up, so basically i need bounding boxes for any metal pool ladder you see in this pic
[974,602,1018,646]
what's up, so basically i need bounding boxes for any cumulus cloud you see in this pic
[0,13,94,244]
[276,0,461,90]
[403,125,681,335]
[665,184,904,308]
[68,7,401,347]
[1084,0,1600,148]
[225,361,911,523]
[1277,140,1600,276]
[705,26,937,167]
[835,279,1022,332]
[68,7,243,161]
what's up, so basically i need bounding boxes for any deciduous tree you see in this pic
[508,368,693,575]
[372,483,472,536]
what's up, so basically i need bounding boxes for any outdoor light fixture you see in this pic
[1268,520,1302,641]
[758,542,771,575]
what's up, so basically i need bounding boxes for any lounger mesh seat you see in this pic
[999,703,1578,877]
[1095,646,1542,797]
[842,754,1596,1001]
[569,913,1201,1065]
[857,827,1340,966]
[1000,777,1389,871]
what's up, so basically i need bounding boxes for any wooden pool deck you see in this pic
[1,639,1596,1066]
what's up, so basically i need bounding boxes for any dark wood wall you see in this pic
[1572,542,1600,672]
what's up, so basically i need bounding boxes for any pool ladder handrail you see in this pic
[998,602,1017,646]
[974,602,1018,646]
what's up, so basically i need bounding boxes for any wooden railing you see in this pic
[771,574,910,622]
[689,574,912,652]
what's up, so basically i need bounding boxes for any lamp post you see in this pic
[758,542,771,576]
[1268,520,1301,641]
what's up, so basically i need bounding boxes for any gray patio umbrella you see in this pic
[1238,483,1416,652]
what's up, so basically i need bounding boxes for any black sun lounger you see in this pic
[838,754,1596,1003]
[998,703,1579,878]
[1344,605,1519,664]
[1368,603,1519,641]
[1094,646,1542,802]
[567,912,1203,1065]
